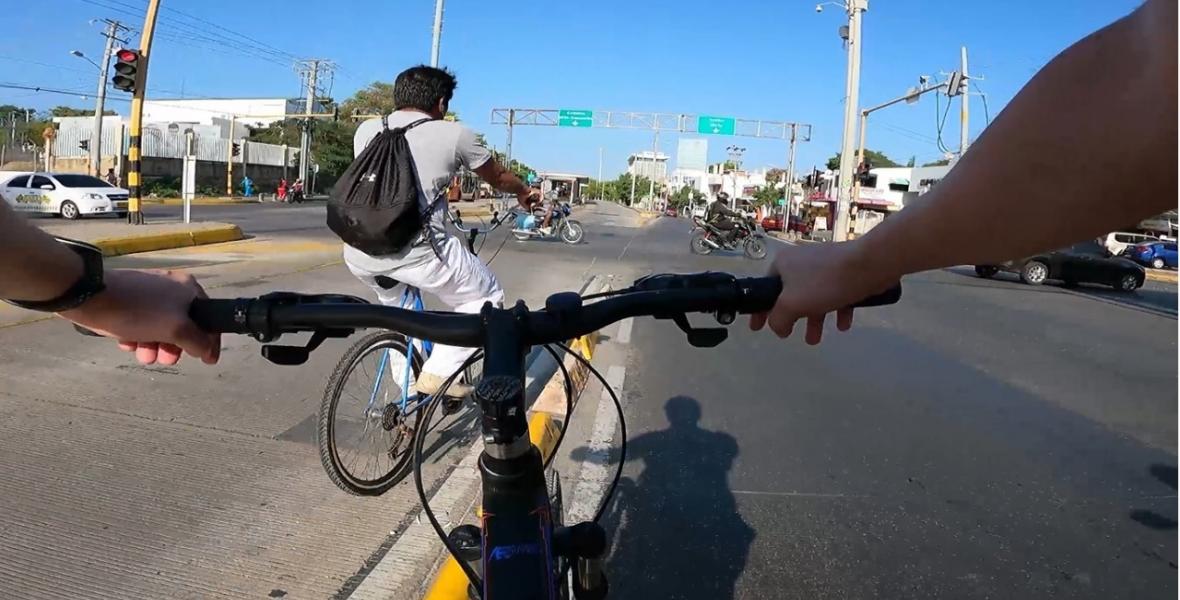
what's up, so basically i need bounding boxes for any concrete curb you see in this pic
[1145,269,1178,284]
[420,274,609,600]
[91,224,245,257]
[142,198,262,206]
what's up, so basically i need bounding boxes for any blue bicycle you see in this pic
[316,209,504,496]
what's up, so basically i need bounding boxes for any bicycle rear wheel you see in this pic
[318,331,423,496]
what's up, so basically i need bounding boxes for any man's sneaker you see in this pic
[414,372,474,398]
[539,227,552,235]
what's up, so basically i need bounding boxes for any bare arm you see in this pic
[473,159,537,209]
[755,0,1177,343]
[0,201,84,301]
[862,0,1176,281]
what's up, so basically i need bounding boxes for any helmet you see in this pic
[716,191,730,201]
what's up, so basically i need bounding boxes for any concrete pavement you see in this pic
[554,215,1176,599]
[0,200,645,599]
[2,203,1174,598]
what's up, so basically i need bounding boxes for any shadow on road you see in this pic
[594,396,754,599]
[1130,464,1178,530]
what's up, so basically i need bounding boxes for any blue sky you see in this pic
[3,0,1140,177]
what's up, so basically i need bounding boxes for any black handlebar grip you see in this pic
[189,298,250,333]
[738,277,902,313]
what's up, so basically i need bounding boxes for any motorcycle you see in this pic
[690,216,768,260]
[511,203,585,244]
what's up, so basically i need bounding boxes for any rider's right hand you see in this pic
[750,240,900,345]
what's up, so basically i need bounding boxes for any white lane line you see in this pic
[615,318,633,345]
[566,364,626,524]
[766,235,796,245]
[348,440,483,599]
[732,489,869,499]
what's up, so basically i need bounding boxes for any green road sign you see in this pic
[697,115,736,135]
[776,198,786,206]
[558,109,594,128]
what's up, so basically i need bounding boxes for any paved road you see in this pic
[563,216,1177,599]
[2,203,1175,598]
[40,201,336,239]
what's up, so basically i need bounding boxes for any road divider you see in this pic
[87,223,244,256]
[421,274,609,600]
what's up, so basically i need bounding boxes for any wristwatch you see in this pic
[4,237,106,312]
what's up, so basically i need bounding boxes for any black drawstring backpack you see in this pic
[327,116,439,256]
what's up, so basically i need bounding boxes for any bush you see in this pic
[143,176,181,198]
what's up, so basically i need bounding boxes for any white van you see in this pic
[0,172,129,219]
[1103,231,1159,257]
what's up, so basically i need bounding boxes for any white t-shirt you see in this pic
[352,111,491,235]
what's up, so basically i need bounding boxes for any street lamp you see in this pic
[725,146,746,207]
[816,0,868,242]
[70,49,102,71]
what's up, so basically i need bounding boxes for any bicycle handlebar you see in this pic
[186,273,901,349]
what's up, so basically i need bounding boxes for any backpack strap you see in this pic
[380,114,389,131]
[399,117,435,133]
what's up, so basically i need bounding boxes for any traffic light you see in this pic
[232,142,241,157]
[79,139,89,151]
[857,160,874,185]
[946,71,966,97]
[112,48,140,93]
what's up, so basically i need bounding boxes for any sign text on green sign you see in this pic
[697,115,736,135]
[558,109,594,128]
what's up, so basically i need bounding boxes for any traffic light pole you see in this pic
[125,0,161,225]
[225,114,236,196]
[91,20,126,177]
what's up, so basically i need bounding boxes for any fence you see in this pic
[50,125,295,167]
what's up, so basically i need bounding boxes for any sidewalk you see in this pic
[39,220,244,256]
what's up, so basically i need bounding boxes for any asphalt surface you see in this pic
[2,202,1175,598]
[570,216,1177,599]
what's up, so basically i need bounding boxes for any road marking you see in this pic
[766,235,796,245]
[615,318,633,345]
[345,441,483,600]
[732,489,869,498]
[567,364,626,524]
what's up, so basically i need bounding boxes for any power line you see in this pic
[971,81,991,126]
[97,0,299,63]
[934,90,953,154]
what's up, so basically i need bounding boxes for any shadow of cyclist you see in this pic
[596,396,754,599]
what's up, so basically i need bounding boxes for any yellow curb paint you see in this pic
[90,225,244,257]
[422,327,604,600]
[1145,269,1177,284]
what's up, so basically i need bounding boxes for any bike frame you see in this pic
[368,286,433,419]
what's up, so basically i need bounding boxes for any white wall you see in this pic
[142,98,293,128]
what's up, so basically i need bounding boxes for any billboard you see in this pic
[677,138,707,171]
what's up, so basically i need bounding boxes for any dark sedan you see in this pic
[975,241,1145,292]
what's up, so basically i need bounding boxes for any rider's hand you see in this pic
[517,189,540,210]
[61,269,220,366]
[749,241,897,345]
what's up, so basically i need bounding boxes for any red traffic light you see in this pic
[112,48,140,93]
[116,49,139,63]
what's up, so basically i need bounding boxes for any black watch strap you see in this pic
[5,238,106,313]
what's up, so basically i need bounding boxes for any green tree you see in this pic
[921,158,951,167]
[825,149,900,170]
[49,106,116,117]
[906,155,916,168]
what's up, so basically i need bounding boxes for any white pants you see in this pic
[344,235,505,379]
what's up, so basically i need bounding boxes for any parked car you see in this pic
[1126,241,1178,269]
[1103,231,1159,257]
[974,240,1145,292]
[0,172,129,219]
[664,206,679,217]
[761,214,812,236]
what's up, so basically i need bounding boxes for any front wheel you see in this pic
[1020,260,1049,285]
[60,201,80,220]
[744,236,768,260]
[318,331,423,496]
[690,231,713,255]
[1116,273,1142,292]
[560,220,585,244]
[1151,257,1165,269]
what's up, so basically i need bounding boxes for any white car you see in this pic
[1102,231,1159,257]
[0,172,129,219]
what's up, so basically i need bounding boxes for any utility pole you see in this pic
[125,0,160,225]
[294,60,333,186]
[225,114,236,196]
[832,0,868,242]
[505,108,515,169]
[597,147,604,202]
[430,0,445,67]
[648,130,659,210]
[629,155,637,206]
[959,46,970,156]
[784,123,798,220]
[91,19,128,177]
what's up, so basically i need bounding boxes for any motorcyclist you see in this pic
[706,192,744,245]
